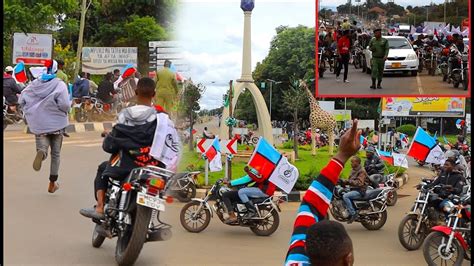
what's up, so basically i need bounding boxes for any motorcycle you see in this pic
[3,96,25,131]
[329,184,391,230]
[424,45,439,76]
[450,48,469,90]
[422,193,471,265]
[72,96,94,122]
[398,180,446,251]
[167,171,199,202]
[180,178,286,236]
[86,165,175,266]
[238,131,259,146]
[438,44,450,82]
[352,41,364,70]
[414,45,425,73]
[318,46,327,78]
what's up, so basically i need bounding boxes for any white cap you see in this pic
[5,66,13,72]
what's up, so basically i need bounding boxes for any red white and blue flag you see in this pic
[360,135,368,146]
[248,138,299,193]
[407,127,444,164]
[204,137,222,172]
[376,149,394,165]
[13,61,28,83]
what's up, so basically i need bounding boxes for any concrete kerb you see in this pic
[24,122,115,134]
[194,173,410,202]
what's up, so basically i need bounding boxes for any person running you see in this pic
[336,30,351,83]
[368,28,389,89]
[285,119,361,266]
[19,60,70,193]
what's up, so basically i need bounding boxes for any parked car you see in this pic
[363,36,419,76]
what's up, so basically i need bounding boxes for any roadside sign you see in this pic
[196,138,238,154]
[13,33,53,65]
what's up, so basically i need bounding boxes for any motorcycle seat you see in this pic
[249,197,269,204]
[363,188,383,200]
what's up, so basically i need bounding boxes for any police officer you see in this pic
[368,28,390,89]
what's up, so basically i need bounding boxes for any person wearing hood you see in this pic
[19,59,70,193]
[80,77,180,220]
[3,66,22,106]
[72,71,90,98]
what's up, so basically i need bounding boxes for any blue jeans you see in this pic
[238,187,268,203]
[343,190,363,216]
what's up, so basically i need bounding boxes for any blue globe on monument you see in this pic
[240,0,255,12]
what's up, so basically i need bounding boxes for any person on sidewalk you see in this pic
[19,59,70,193]
[55,60,68,85]
[336,30,351,83]
[341,156,370,223]
[368,28,389,89]
[155,60,178,115]
[285,119,361,266]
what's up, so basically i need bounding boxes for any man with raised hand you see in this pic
[285,119,361,266]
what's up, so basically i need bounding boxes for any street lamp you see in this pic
[266,79,282,121]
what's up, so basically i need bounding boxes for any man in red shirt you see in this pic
[336,30,351,83]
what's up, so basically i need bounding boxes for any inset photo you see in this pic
[316,0,470,96]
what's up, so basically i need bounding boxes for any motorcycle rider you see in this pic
[221,166,276,223]
[445,149,467,177]
[72,71,90,98]
[364,146,385,185]
[79,77,177,220]
[412,34,425,47]
[3,66,22,112]
[340,156,370,223]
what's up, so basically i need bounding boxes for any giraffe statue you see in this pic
[301,80,337,156]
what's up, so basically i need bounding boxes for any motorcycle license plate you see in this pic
[137,192,165,211]
[391,63,401,68]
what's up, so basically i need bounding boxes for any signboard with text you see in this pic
[381,97,465,117]
[13,33,53,65]
[81,47,137,74]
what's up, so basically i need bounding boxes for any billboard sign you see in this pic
[81,47,137,74]
[319,101,335,112]
[13,33,53,65]
[331,110,351,122]
[381,97,465,117]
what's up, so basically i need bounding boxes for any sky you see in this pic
[176,0,315,110]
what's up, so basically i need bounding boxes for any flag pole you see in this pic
[227,80,234,181]
[205,159,209,186]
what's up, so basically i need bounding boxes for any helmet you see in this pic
[4,66,13,72]
[445,150,460,159]
[366,146,376,153]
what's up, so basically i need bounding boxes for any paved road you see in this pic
[317,64,469,96]
[3,131,469,265]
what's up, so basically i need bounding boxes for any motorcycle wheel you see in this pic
[319,68,325,78]
[353,57,360,69]
[411,71,418,76]
[92,224,106,248]
[386,190,398,206]
[250,208,280,236]
[462,77,468,91]
[443,74,448,82]
[74,109,88,123]
[360,202,387,231]
[175,182,196,203]
[3,120,7,131]
[115,205,152,266]
[398,214,428,251]
[422,231,464,266]
[180,201,211,233]
[251,137,259,145]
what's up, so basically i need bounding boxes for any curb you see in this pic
[25,122,115,134]
[194,174,410,203]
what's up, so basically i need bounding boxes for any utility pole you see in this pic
[227,80,233,181]
[74,0,91,80]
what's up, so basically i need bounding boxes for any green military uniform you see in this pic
[368,33,389,88]
[155,67,178,113]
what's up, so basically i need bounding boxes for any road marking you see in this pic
[416,75,424,94]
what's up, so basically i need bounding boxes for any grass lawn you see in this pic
[178,143,406,190]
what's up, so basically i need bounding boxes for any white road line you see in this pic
[416,75,424,94]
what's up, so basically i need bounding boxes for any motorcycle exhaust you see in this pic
[147,228,172,242]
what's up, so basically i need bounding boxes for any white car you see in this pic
[364,36,419,76]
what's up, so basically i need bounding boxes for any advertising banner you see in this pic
[381,97,465,117]
[331,110,351,122]
[13,33,53,65]
[82,47,137,74]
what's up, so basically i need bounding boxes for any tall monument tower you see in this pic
[219,0,273,144]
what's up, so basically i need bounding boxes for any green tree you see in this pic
[179,82,205,151]
[234,90,257,124]
[282,79,308,159]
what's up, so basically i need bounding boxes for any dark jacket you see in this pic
[425,170,465,198]
[72,78,90,98]
[102,109,164,179]
[96,79,115,102]
[346,166,370,194]
[364,155,385,175]
[3,73,22,104]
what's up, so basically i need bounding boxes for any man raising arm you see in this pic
[285,119,361,266]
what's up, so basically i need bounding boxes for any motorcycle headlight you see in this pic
[406,53,417,60]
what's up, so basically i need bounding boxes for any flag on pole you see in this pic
[410,25,416,35]
[407,127,443,164]
[248,137,299,193]
[393,153,409,168]
[376,149,394,165]
[13,61,28,83]
[203,137,222,172]
[360,135,368,146]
